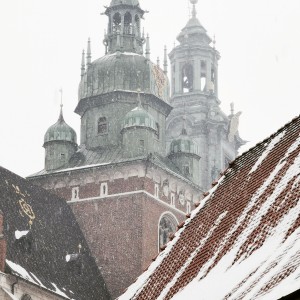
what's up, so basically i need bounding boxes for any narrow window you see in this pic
[201,61,207,92]
[98,117,108,134]
[170,193,175,206]
[155,184,159,198]
[186,201,191,214]
[113,13,121,33]
[124,12,133,34]
[183,165,190,176]
[140,140,144,147]
[72,187,79,201]
[60,153,65,161]
[100,182,108,198]
[155,122,160,139]
[135,15,140,36]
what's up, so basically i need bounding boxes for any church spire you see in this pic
[145,34,150,60]
[81,50,85,78]
[163,46,168,74]
[191,0,198,18]
[58,88,64,122]
[86,38,92,67]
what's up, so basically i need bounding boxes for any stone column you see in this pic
[206,60,212,92]
[194,58,201,91]
[175,60,181,94]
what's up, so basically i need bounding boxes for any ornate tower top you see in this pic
[103,0,145,54]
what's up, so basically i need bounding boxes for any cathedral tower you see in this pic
[167,0,245,190]
[30,1,204,298]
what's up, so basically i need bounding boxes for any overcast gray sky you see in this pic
[0,0,299,177]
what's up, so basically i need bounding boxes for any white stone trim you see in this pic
[68,190,186,216]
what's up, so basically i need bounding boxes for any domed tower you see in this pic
[43,106,77,171]
[76,0,171,157]
[122,95,159,158]
[168,119,201,184]
[166,0,245,190]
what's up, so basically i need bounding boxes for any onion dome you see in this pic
[170,128,199,156]
[44,107,77,146]
[78,53,169,103]
[177,0,212,46]
[123,106,156,131]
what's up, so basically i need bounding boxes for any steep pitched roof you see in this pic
[0,166,111,300]
[119,114,300,300]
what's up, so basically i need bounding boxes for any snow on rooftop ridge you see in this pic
[118,176,225,300]
[249,130,286,174]
[172,202,300,300]
[171,136,300,299]
[197,137,300,279]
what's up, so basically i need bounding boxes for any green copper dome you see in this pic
[44,109,77,145]
[170,129,199,156]
[78,53,169,103]
[123,106,156,130]
[110,0,139,6]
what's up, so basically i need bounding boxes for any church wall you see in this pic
[141,199,185,271]
[29,161,202,298]
[70,195,143,298]
[82,101,133,149]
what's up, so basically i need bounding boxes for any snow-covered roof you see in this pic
[0,166,110,300]
[119,114,300,300]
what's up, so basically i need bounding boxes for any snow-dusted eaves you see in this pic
[119,115,300,300]
[6,260,71,299]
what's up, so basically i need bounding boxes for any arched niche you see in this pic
[158,212,178,251]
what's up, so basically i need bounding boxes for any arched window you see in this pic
[155,122,160,139]
[98,117,108,134]
[135,15,140,36]
[124,12,133,34]
[182,63,194,93]
[158,213,178,250]
[113,13,121,33]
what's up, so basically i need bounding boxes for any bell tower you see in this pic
[103,0,145,54]
[170,0,219,97]
[166,0,245,191]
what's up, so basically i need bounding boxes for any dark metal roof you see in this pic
[0,166,111,300]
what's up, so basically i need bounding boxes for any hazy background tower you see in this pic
[166,0,245,191]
